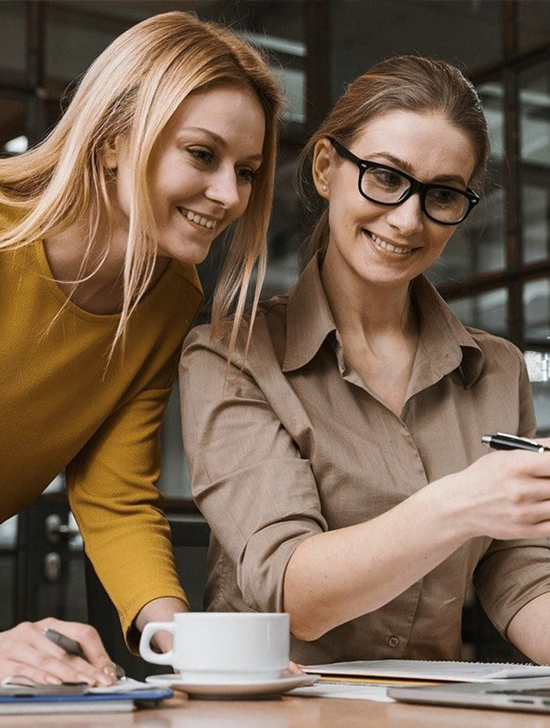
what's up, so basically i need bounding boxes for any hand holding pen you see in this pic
[0,618,116,687]
[43,628,125,680]
[434,430,550,544]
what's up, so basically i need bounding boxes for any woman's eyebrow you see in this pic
[368,151,468,187]
[178,126,263,162]
[181,126,226,147]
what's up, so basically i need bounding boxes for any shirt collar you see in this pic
[283,255,337,372]
[411,275,484,390]
[283,256,484,388]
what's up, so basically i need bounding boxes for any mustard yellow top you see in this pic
[0,220,203,646]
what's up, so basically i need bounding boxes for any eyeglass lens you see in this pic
[362,167,470,224]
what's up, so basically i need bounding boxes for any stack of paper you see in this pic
[303,659,550,683]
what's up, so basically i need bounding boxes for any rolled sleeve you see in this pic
[474,539,550,637]
[180,328,327,613]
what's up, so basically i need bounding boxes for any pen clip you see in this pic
[496,432,540,446]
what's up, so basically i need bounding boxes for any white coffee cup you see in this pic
[139,612,290,682]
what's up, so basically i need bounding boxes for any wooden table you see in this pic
[3,694,550,727]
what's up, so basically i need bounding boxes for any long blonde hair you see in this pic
[299,55,490,268]
[0,11,282,352]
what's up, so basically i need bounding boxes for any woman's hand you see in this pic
[0,618,116,686]
[442,448,550,541]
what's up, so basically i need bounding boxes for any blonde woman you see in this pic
[181,56,550,665]
[0,11,281,685]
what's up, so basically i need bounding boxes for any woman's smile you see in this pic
[365,229,415,256]
[176,205,219,230]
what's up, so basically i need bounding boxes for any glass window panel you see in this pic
[523,279,550,434]
[0,98,27,154]
[46,5,122,86]
[432,188,506,285]
[331,0,502,102]
[525,349,550,435]
[0,2,26,86]
[518,0,550,54]
[532,380,550,436]
[158,383,190,499]
[448,288,508,337]
[524,278,550,346]
[51,1,306,126]
[430,82,506,283]
[520,60,550,264]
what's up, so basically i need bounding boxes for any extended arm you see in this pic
[181,328,550,644]
[285,448,550,640]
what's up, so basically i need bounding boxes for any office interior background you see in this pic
[0,0,549,665]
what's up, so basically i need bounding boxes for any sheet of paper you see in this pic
[290,680,395,702]
[87,678,153,694]
[303,659,550,683]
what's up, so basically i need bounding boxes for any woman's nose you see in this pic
[386,193,425,236]
[206,168,241,210]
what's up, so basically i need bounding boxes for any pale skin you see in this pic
[283,111,550,663]
[1,83,267,684]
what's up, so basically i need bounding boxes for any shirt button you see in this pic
[387,636,400,648]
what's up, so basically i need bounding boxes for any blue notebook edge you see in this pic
[0,687,173,704]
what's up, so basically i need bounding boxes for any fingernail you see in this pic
[46,676,62,685]
[103,665,116,677]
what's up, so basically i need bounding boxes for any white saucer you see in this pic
[145,673,316,700]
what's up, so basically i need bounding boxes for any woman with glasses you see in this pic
[181,56,550,664]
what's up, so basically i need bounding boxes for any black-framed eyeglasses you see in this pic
[329,137,480,226]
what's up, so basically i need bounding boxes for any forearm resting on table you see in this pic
[284,474,471,642]
[507,592,550,664]
[135,597,190,652]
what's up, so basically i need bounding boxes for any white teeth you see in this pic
[370,232,412,255]
[179,207,217,230]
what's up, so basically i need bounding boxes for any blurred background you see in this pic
[0,0,549,665]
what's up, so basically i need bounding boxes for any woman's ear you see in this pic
[101,138,118,170]
[312,138,333,200]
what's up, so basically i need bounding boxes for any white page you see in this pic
[290,681,395,702]
[303,660,550,683]
[87,678,154,694]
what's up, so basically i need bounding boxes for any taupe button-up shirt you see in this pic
[180,256,550,664]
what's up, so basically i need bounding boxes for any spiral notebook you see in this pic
[303,659,550,683]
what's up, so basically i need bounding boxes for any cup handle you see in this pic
[139,622,175,665]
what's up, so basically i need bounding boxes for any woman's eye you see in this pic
[237,167,257,184]
[188,147,213,164]
[432,188,461,206]
[370,168,403,190]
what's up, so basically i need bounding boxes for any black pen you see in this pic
[43,628,124,680]
[482,432,550,453]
